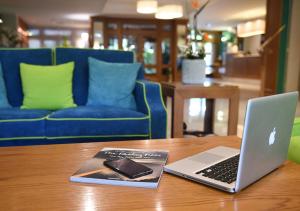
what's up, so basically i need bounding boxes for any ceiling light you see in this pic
[137,0,157,14]
[237,19,265,38]
[0,18,3,24]
[230,8,266,21]
[65,14,90,21]
[155,4,183,19]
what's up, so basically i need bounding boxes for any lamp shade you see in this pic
[137,0,158,14]
[155,4,183,19]
[237,19,266,38]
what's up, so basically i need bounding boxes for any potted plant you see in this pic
[0,26,21,47]
[182,45,206,84]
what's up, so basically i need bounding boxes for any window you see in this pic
[43,40,57,48]
[107,23,118,30]
[108,36,118,50]
[28,39,41,48]
[161,38,171,64]
[93,22,104,49]
[28,29,40,36]
[44,29,71,36]
[123,24,156,30]
[143,38,156,65]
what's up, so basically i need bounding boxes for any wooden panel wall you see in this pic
[225,54,262,79]
[90,16,188,82]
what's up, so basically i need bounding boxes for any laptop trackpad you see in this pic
[188,153,224,164]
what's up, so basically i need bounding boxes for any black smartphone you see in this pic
[103,158,153,179]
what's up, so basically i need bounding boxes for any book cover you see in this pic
[70,148,168,188]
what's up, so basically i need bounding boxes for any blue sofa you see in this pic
[0,48,167,146]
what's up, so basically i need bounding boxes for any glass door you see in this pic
[92,21,104,49]
[122,34,160,81]
[122,35,138,61]
[141,36,157,76]
[161,37,172,81]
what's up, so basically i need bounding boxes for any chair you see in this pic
[288,118,300,163]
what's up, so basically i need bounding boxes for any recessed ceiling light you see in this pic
[229,8,266,21]
[226,27,235,32]
[237,19,265,37]
[65,14,90,21]
[137,0,157,14]
[155,5,183,20]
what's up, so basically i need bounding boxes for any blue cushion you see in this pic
[0,49,53,106]
[87,57,140,110]
[0,108,51,140]
[0,63,10,108]
[55,48,144,106]
[46,106,150,139]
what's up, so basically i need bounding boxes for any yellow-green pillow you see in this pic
[20,62,76,110]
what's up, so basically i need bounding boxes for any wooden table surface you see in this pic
[1,136,300,210]
[161,82,239,138]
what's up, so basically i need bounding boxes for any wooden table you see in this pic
[161,82,240,138]
[1,137,300,210]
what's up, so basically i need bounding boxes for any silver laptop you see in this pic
[164,92,298,193]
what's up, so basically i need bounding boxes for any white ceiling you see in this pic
[194,0,266,30]
[0,0,266,30]
[0,0,108,28]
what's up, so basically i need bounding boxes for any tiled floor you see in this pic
[166,77,300,138]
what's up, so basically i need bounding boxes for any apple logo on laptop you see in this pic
[268,127,276,145]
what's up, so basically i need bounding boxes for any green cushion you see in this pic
[288,118,300,164]
[292,118,300,137]
[288,136,300,164]
[20,62,76,110]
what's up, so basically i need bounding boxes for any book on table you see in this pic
[70,148,168,188]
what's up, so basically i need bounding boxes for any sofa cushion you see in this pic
[87,57,140,110]
[0,108,51,140]
[46,106,149,139]
[0,62,10,108]
[55,48,144,106]
[0,49,52,106]
[20,62,76,110]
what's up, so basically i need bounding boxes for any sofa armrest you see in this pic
[134,80,167,139]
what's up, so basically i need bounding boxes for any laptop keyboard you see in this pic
[196,155,240,184]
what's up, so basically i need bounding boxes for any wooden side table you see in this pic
[161,82,240,138]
